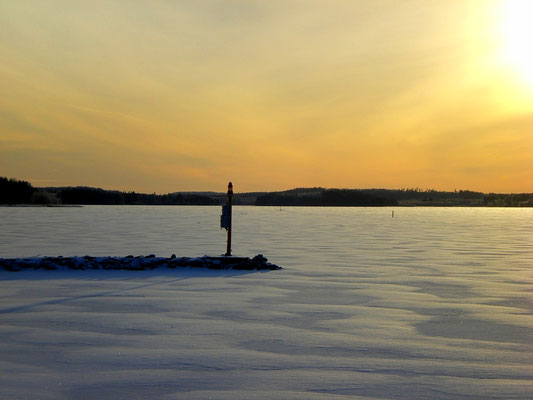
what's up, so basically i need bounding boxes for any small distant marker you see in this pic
[392,210,395,218]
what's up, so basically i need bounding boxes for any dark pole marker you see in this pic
[220,182,233,256]
[226,182,233,256]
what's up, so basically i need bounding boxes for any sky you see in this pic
[1,0,532,193]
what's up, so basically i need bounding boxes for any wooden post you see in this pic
[225,182,233,256]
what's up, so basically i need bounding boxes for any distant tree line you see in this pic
[255,188,398,206]
[1,177,533,207]
[55,187,218,205]
[482,193,533,207]
[0,177,218,205]
[0,177,35,204]
[254,188,533,207]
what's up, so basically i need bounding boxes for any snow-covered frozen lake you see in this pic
[1,205,533,399]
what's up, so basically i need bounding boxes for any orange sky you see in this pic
[1,0,532,193]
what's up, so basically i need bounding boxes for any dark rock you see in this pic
[125,264,145,271]
[187,260,204,268]
[233,264,254,270]
[0,254,282,272]
[4,263,21,272]
[252,254,268,263]
[41,261,57,270]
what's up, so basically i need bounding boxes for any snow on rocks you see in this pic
[0,254,281,272]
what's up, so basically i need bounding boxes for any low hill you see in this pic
[2,177,533,207]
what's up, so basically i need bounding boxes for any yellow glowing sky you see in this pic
[1,0,532,193]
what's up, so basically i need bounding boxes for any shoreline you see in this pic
[2,203,532,208]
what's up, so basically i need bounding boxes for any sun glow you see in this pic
[500,0,533,87]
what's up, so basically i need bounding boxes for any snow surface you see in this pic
[2,268,532,399]
[1,206,532,399]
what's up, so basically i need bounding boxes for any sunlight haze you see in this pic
[1,0,532,193]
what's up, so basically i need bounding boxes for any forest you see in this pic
[1,177,532,207]
[0,178,216,206]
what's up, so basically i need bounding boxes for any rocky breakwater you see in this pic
[0,254,281,272]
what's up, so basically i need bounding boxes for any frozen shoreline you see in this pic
[0,254,281,272]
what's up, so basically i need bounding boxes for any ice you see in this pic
[1,206,532,399]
